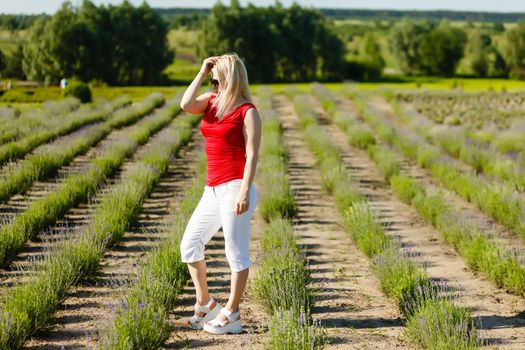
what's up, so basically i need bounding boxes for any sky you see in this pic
[2,0,525,15]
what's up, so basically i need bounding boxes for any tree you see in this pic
[503,23,525,79]
[362,33,385,70]
[493,22,505,33]
[465,30,491,77]
[22,0,172,85]
[108,1,172,85]
[3,45,25,79]
[22,17,58,83]
[389,19,466,76]
[488,47,508,78]
[388,19,429,75]
[201,1,344,82]
[418,21,466,76]
[0,50,5,77]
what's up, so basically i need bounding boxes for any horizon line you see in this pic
[3,5,525,16]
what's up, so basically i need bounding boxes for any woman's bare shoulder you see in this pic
[243,105,260,122]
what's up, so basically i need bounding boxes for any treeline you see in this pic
[163,4,525,81]
[3,0,171,85]
[386,19,524,79]
[0,14,42,31]
[155,7,525,23]
[200,0,344,82]
[318,9,525,22]
[3,2,525,84]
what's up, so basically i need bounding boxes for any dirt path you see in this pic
[24,116,204,349]
[0,107,164,290]
[273,95,410,349]
[366,96,525,260]
[311,94,525,349]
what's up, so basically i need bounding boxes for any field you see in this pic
[0,83,524,349]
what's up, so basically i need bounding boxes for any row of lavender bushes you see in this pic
[250,87,326,349]
[97,153,206,349]
[348,87,525,239]
[0,95,131,202]
[0,97,81,144]
[0,96,198,349]
[0,96,128,165]
[0,92,165,267]
[332,86,525,299]
[300,85,481,349]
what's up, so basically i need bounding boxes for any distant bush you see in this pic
[0,87,61,103]
[344,58,383,81]
[62,81,92,103]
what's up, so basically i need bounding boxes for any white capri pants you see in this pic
[180,178,258,272]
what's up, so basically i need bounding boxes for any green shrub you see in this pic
[267,307,326,350]
[367,144,401,180]
[405,291,479,349]
[252,218,313,318]
[63,81,92,103]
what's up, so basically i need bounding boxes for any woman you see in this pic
[179,53,261,335]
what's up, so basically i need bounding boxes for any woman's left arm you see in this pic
[235,108,262,215]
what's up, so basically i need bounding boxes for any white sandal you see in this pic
[202,306,243,334]
[188,296,222,330]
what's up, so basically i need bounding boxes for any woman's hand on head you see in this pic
[200,56,220,75]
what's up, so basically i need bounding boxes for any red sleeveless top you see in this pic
[200,94,256,186]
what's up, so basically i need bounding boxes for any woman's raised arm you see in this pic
[180,57,219,114]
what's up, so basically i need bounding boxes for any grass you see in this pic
[0,86,181,103]
[163,58,201,84]
[4,76,525,105]
[347,78,525,92]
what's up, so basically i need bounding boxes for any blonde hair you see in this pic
[211,52,252,118]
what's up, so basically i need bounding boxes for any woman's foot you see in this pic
[203,306,243,334]
[195,298,216,317]
[188,296,222,330]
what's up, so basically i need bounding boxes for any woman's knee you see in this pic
[180,235,205,263]
[224,244,251,272]
[226,256,252,273]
